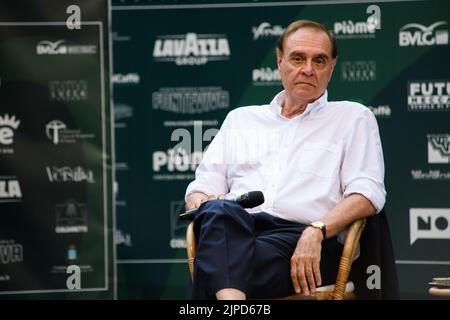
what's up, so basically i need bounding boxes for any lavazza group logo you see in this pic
[36,39,97,55]
[0,176,22,203]
[407,80,450,111]
[153,33,230,66]
[399,21,448,46]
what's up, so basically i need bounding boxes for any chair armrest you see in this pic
[331,218,366,300]
[186,222,196,281]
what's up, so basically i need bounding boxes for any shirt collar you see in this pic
[269,90,328,119]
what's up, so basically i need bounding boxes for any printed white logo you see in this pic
[0,240,23,265]
[46,166,95,183]
[252,22,284,40]
[37,40,67,54]
[0,114,20,146]
[115,229,133,247]
[252,68,281,85]
[112,73,140,84]
[410,208,450,244]
[49,80,87,101]
[153,33,230,65]
[428,134,450,163]
[152,87,229,114]
[334,20,376,39]
[55,199,88,234]
[408,80,450,111]
[0,177,22,203]
[45,120,95,145]
[341,61,376,82]
[46,120,66,144]
[399,21,448,46]
[367,105,391,118]
[36,40,96,55]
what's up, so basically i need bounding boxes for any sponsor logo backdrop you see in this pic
[110,0,450,299]
[0,0,114,298]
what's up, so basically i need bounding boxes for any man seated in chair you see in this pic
[184,20,386,300]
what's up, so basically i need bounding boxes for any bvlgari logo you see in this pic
[36,40,96,55]
[399,21,448,46]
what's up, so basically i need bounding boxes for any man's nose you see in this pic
[300,60,314,77]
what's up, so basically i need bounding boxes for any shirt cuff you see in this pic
[343,178,386,213]
[185,172,228,202]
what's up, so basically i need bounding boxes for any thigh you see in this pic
[248,234,297,299]
[248,214,303,298]
[248,213,344,298]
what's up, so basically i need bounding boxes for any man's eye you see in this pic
[315,58,326,65]
[292,56,303,63]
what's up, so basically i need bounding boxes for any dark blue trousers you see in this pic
[189,200,343,299]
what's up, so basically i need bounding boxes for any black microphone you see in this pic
[179,191,265,221]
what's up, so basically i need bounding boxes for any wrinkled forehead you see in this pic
[283,27,333,57]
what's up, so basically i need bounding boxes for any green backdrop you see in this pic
[112,0,450,299]
[0,0,114,299]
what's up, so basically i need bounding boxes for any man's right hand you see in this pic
[186,192,225,210]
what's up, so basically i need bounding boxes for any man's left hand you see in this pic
[290,226,324,296]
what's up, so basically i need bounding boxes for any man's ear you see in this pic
[276,48,283,69]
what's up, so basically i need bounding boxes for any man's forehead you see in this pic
[284,27,332,56]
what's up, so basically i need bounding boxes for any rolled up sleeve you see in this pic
[341,109,386,213]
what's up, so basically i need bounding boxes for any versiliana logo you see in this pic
[399,21,448,46]
[252,22,284,40]
[46,166,95,183]
[153,33,230,66]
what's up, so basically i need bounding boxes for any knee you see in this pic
[197,200,234,219]
[196,200,250,223]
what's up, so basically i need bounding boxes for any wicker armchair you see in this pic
[186,218,366,300]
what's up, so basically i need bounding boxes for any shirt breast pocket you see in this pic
[298,142,341,178]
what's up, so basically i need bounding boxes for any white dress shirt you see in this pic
[185,90,386,226]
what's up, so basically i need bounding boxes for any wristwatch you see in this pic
[310,221,327,240]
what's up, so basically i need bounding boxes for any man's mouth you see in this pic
[295,81,315,87]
